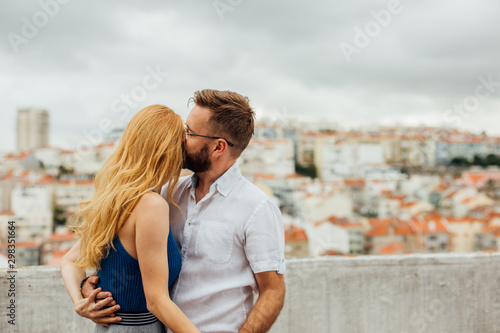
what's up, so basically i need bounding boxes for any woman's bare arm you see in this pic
[135,193,200,333]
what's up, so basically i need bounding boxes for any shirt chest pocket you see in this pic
[195,221,235,264]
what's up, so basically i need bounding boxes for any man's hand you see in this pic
[239,271,285,333]
[77,280,122,327]
[82,275,111,300]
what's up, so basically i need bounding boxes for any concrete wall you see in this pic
[2,253,500,333]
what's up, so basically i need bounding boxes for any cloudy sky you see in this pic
[1,0,499,152]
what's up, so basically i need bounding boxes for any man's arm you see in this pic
[239,271,286,333]
[60,240,122,327]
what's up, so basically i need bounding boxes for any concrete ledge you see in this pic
[1,266,95,333]
[2,253,500,332]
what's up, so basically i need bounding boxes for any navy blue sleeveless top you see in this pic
[96,223,182,313]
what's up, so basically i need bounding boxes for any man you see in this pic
[79,89,286,332]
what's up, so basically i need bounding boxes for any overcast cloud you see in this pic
[1,0,499,152]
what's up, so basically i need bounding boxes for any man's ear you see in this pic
[213,139,229,156]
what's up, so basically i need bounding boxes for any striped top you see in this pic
[96,224,182,325]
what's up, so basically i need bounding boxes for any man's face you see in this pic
[183,141,211,173]
[183,105,213,173]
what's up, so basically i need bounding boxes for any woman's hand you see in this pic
[74,287,122,327]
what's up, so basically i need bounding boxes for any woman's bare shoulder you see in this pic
[135,191,169,216]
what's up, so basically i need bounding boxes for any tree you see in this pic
[53,206,67,228]
[486,154,500,166]
[57,165,74,179]
[449,157,470,167]
[472,155,486,167]
[295,163,317,178]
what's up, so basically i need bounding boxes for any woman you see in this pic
[61,105,200,333]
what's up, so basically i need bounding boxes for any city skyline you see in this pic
[1,1,499,152]
[5,106,500,154]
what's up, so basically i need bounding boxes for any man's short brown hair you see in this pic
[192,89,255,157]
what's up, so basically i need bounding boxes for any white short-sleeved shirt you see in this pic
[161,162,286,333]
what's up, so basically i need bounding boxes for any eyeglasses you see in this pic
[185,129,234,147]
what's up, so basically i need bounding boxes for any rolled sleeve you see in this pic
[244,199,286,274]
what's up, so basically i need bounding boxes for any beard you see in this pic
[183,142,212,173]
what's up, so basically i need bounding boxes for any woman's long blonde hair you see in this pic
[74,105,184,270]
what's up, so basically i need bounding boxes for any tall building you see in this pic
[17,107,49,152]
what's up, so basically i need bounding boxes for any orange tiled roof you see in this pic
[319,249,345,256]
[366,228,389,236]
[285,173,304,179]
[5,151,30,160]
[394,225,414,235]
[470,205,489,212]
[23,175,57,186]
[387,194,406,200]
[444,190,458,199]
[2,171,14,181]
[48,249,71,266]
[96,142,115,149]
[462,171,500,188]
[51,249,70,257]
[1,241,39,249]
[19,170,29,178]
[46,231,76,242]
[35,175,56,185]
[488,212,500,219]
[344,179,365,186]
[17,241,39,248]
[335,221,364,228]
[285,225,308,242]
[412,218,450,234]
[59,180,94,185]
[446,217,483,224]
[254,173,276,180]
[327,216,338,223]
[368,218,392,227]
[465,173,488,184]
[483,224,500,234]
[378,242,405,255]
[434,183,450,191]
[321,216,364,228]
